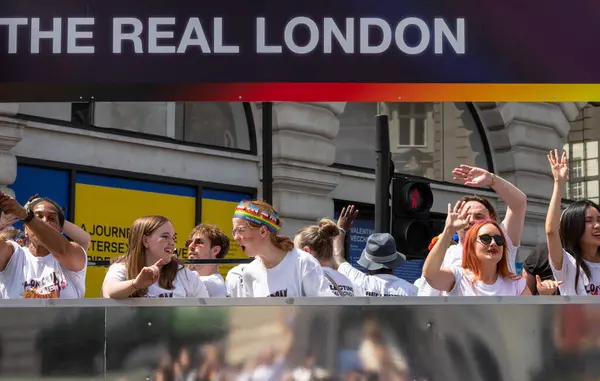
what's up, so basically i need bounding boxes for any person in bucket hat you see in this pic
[331,206,417,297]
[357,233,406,271]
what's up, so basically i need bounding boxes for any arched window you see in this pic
[335,102,493,184]
[16,102,257,153]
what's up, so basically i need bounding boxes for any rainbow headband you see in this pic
[233,201,281,233]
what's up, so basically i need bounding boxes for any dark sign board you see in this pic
[1,0,599,101]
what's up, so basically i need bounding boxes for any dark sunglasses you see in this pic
[478,234,505,246]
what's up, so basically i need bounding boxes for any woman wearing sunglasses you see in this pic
[423,201,559,296]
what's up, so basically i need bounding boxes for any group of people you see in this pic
[0,153,599,298]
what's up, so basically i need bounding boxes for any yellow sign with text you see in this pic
[74,182,195,298]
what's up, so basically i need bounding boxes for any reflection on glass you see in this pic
[94,102,171,137]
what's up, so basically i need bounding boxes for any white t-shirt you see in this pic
[102,262,209,298]
[447,266,526,296]
[0,240,87,299]
[337,262,417,296]
[323,266,361,297]
[199,273,227,297]
[550,249,600,295]
[242,249,335,297]
[226,264,247,297]
[417,223,518,296]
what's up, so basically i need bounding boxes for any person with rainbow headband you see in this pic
[229,200,334,298]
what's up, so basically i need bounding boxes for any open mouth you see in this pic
[488,249,499,254]
[240,245,246,252]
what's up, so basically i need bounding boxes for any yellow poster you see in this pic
[74,175,196,298]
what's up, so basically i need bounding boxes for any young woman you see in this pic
[102,215,209,298]
[423,201,557,296]
[232,200,333,297]
[294,218,360,297]
[0,193,87,299]
[546,149,600,295]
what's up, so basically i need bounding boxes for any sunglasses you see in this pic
[478,234,505,246]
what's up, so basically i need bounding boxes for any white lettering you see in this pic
[0,18,27,54]
[359,18,391,54]
[395,17,429,55]
[434,18,465,54]
[31,17,61,54]
[213,17,239,53]
[67,18,94,54]
[177,18,211,53]
[113,17,143,53]
[148,17,176,54]
[323,18,354,54]
[284,17,319,54]
[256,17,281,53]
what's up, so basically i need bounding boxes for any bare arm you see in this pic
[62,221,91,252]
[453,165,527,246]
[422,201,471,292]
[0,240,15,272]
[102,278,138,299]
[546,150,569,271]
[524,270,538,295]
[102,259,163,299]
[422,228,456,292]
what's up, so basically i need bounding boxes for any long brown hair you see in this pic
[239,200,294,252]
[295,218,340,261]
[461,219,516,282]
[115,215,182,297]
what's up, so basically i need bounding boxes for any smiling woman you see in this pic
[101,215,210,299]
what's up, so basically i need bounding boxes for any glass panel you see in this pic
[17,102,74,121]
[413,102,427,115]
[413,118,426,146]
[586,141,599,159]
[94,102,171,137]
[586,159,599,177]
[0,307,105,379]
[572,143,584,159]
[179,102,251,150]
[399,118,411,145]
[587,180,599,198]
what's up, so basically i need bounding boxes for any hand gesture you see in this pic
[536,275,562,295]
[0,213,19,230]
[133,258,164,289]
[337,205,359,231]
[452,165,492,187]
[0,193,27,220]
[547,149,568,184]
[445,201,471,233]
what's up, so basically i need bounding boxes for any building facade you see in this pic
[0,101,594,275]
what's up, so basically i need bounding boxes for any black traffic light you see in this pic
[391,176,435,257]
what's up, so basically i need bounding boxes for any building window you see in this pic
[397,103,427,147]
[15,102,255,153]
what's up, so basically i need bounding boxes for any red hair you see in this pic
[461,219,517,282]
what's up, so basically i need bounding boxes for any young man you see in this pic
[186,223,230,297]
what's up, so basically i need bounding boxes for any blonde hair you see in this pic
[295,218,340,261]
[114,215,182,297]
[239,200,294,252]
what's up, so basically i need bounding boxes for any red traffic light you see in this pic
[392,178,433,215]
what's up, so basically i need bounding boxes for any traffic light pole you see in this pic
[375,114,391,233]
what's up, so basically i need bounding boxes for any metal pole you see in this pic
[262,102,273,204]
[375,114,391,233]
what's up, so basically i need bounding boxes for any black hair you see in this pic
[26,194,65,228]
[559,199,600,294]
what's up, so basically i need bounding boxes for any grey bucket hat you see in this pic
[357,233,407,271]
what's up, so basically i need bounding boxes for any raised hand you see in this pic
[536,275,562,295]
[547,149,568,183]
[0,213,19,231]
[133,258,164,289]
[452,165,493,187]
[445,201,471,233]
[337,204,359,231]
